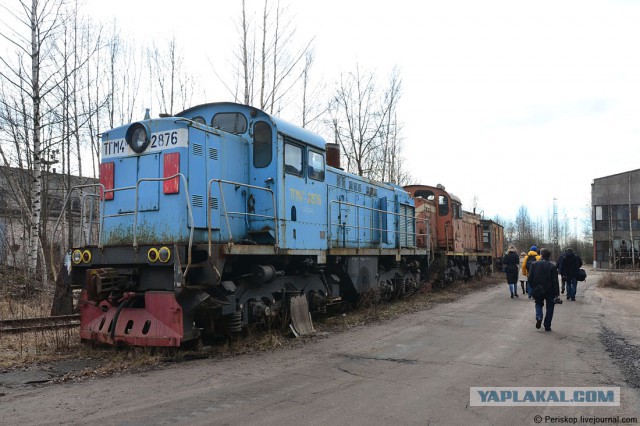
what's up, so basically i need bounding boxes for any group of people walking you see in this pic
[502,245,583,332]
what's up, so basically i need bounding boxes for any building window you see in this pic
[594,204,640,232]
[595,240,609,261]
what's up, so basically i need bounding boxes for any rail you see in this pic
[328,199,428,250]
[0,314,80,334]
[207,179,278,256]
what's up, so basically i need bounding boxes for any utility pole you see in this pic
[629,175,635,269]
[553,198,559,257]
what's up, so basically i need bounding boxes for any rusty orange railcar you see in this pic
[405,184,504,283]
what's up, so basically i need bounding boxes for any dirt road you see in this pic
[2,267,640,425]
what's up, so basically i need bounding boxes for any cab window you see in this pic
[284,142,303,176]
[452,203,463,219]
[211,113,247,134]
[307,150,325,181]
[253,121,272,168]
[438,195,449,216]
[415,190,435,200]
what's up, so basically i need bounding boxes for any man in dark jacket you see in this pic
[529,248,560,332]
[503,245,520,298]
[561,248,583,301]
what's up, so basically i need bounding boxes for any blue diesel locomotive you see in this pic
[71,102,429,346]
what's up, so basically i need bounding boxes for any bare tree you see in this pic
[0,0,103,282]
[327,66,404,182]
[376,68,408,185]
[0,0,69,282]
[230,0,313,114]
[149,36,194,115]
[298,51,327,131]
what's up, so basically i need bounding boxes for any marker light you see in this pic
[148,248,159,263]
[82,250,92,263]
[72,250,82,264]
[158,247,171,263]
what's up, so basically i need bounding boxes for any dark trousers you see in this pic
[566,276,577,299]
[534,294,556,330]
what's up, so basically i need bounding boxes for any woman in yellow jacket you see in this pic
[522,246,541,299]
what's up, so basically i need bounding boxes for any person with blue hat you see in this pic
[522,245,541,298]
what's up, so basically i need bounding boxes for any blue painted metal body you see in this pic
[98,102,416,251]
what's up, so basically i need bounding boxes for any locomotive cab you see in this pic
[404,184,499,281]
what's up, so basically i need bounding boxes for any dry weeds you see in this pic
[317,274,502,332]
[0,273,503,378]
[599,271,640,291]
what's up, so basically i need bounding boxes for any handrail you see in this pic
[328,199,428,250]
[49,183,105,281]
[207,179,278,256]
[50,176,196,281]
[445,222,451,252]
[79,192,100,246]
[134,174,194,279]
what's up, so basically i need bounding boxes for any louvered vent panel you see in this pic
[192,194,204,207]
[209,148,219,160]
[193,144,203,156]
[209,197,219,210]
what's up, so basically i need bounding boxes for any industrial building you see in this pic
[592,169,640,269]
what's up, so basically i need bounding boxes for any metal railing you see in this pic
[51,175,196,279]
[50,183,104,281]
[328,199,429,250]
[207,179,278,256]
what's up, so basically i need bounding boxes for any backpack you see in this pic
[525,255,537,275]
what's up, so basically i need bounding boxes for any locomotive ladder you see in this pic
[206,178,278,257]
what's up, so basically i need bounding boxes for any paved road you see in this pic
[2,267,639,425]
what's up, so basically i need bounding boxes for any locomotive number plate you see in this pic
[102,128,188,159]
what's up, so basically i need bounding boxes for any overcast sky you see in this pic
[58,0,640,232]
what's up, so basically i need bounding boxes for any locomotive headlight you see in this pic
[72,250,82,264]
[148,248,159,263]
[158,246,171,263]
[125,123,150,153]
[82,250,92,263]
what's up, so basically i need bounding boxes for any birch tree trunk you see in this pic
[28,0,44,280]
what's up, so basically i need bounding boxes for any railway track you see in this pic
[0,314,80,334]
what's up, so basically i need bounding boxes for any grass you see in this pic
[316,274,502,332]
[599,271,640,291]
[0,270,503,374]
